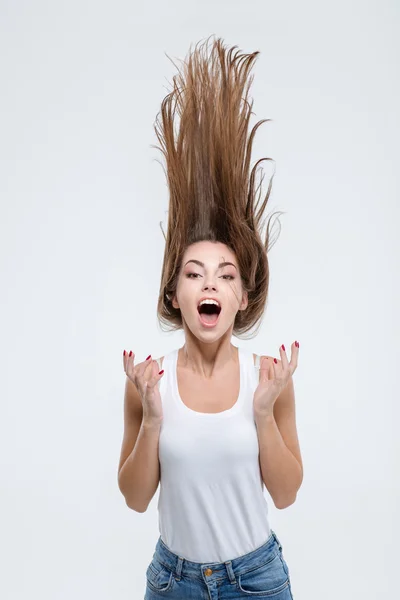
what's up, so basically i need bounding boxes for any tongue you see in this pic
[200,312,219,324]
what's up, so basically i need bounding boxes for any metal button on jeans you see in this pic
[204,568,213,576]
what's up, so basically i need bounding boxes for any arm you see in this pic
[255,412,303,509]
[118,419,162,512]
[255,357,303,509]
[117,375,162,512]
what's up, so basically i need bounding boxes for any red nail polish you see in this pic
[295,341,299,348]
[282,344,285,351]
[159,370,164,375]
[129,351,132,357]
[146,354,151,361]
[274,358,277,364]
[123,350,126,356]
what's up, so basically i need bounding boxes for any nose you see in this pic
[202,284,217,292]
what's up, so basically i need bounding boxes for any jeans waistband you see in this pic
[152,530,283,584]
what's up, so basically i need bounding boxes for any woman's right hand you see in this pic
[123,351,164,424]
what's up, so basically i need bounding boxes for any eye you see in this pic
[186,273,234,280]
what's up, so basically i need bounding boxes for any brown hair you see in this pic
[152,35,283,340]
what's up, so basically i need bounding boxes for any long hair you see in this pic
[152,35,283,340]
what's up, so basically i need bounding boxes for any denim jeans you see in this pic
[144,530,294,599]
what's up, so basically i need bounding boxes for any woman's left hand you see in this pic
[253,342,299,417]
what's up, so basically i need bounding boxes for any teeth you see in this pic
[198,299,220,308]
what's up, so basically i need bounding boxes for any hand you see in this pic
[253,342,299,417]
[123,351,164,424]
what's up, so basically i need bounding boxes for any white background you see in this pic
[1,1,399,598]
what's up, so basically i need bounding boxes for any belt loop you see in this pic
[224,560,236,584]
[272,529,282,552]
[174,556,184,581]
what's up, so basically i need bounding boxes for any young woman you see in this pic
[118,35,303,599]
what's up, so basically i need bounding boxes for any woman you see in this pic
[119,35,303,599]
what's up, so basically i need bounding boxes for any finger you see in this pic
[258,356,265,383]
[131,354,154,396]
[146,360,165,389]
[260,356,271,383]
[269,360,275,379]
[124,351,136,378]
[279,344,289,370]
[272,358,287,390]
[123,350,135,373]
[143,358,157,382]
[136,354,153,379]
[289,341,299,373]
[144,357,159,377]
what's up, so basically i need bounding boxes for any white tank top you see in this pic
[155,346,271,563]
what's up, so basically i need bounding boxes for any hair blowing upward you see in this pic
[153,35,282,340]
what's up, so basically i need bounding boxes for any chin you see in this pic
[187,314,234,339]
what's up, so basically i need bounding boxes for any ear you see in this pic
[240,290,248,311]
[171,295,180,310]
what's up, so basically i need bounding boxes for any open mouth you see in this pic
[197,302,222,327]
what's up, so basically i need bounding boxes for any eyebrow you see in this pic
[184,259,237,270]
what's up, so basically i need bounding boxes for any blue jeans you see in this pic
[144,530,294,599]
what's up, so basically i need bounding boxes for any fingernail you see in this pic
[295,341,299,348]
[281,344,285,351]
[274,358,278,364]
[159,370,164,375]
[146,354,151,360]
[123,350,126,356]
[129,351,132,357]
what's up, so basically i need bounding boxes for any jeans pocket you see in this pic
[237,551,290,596]
[146,558,175,593]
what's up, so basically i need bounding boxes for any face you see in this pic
[172,241,248,338]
